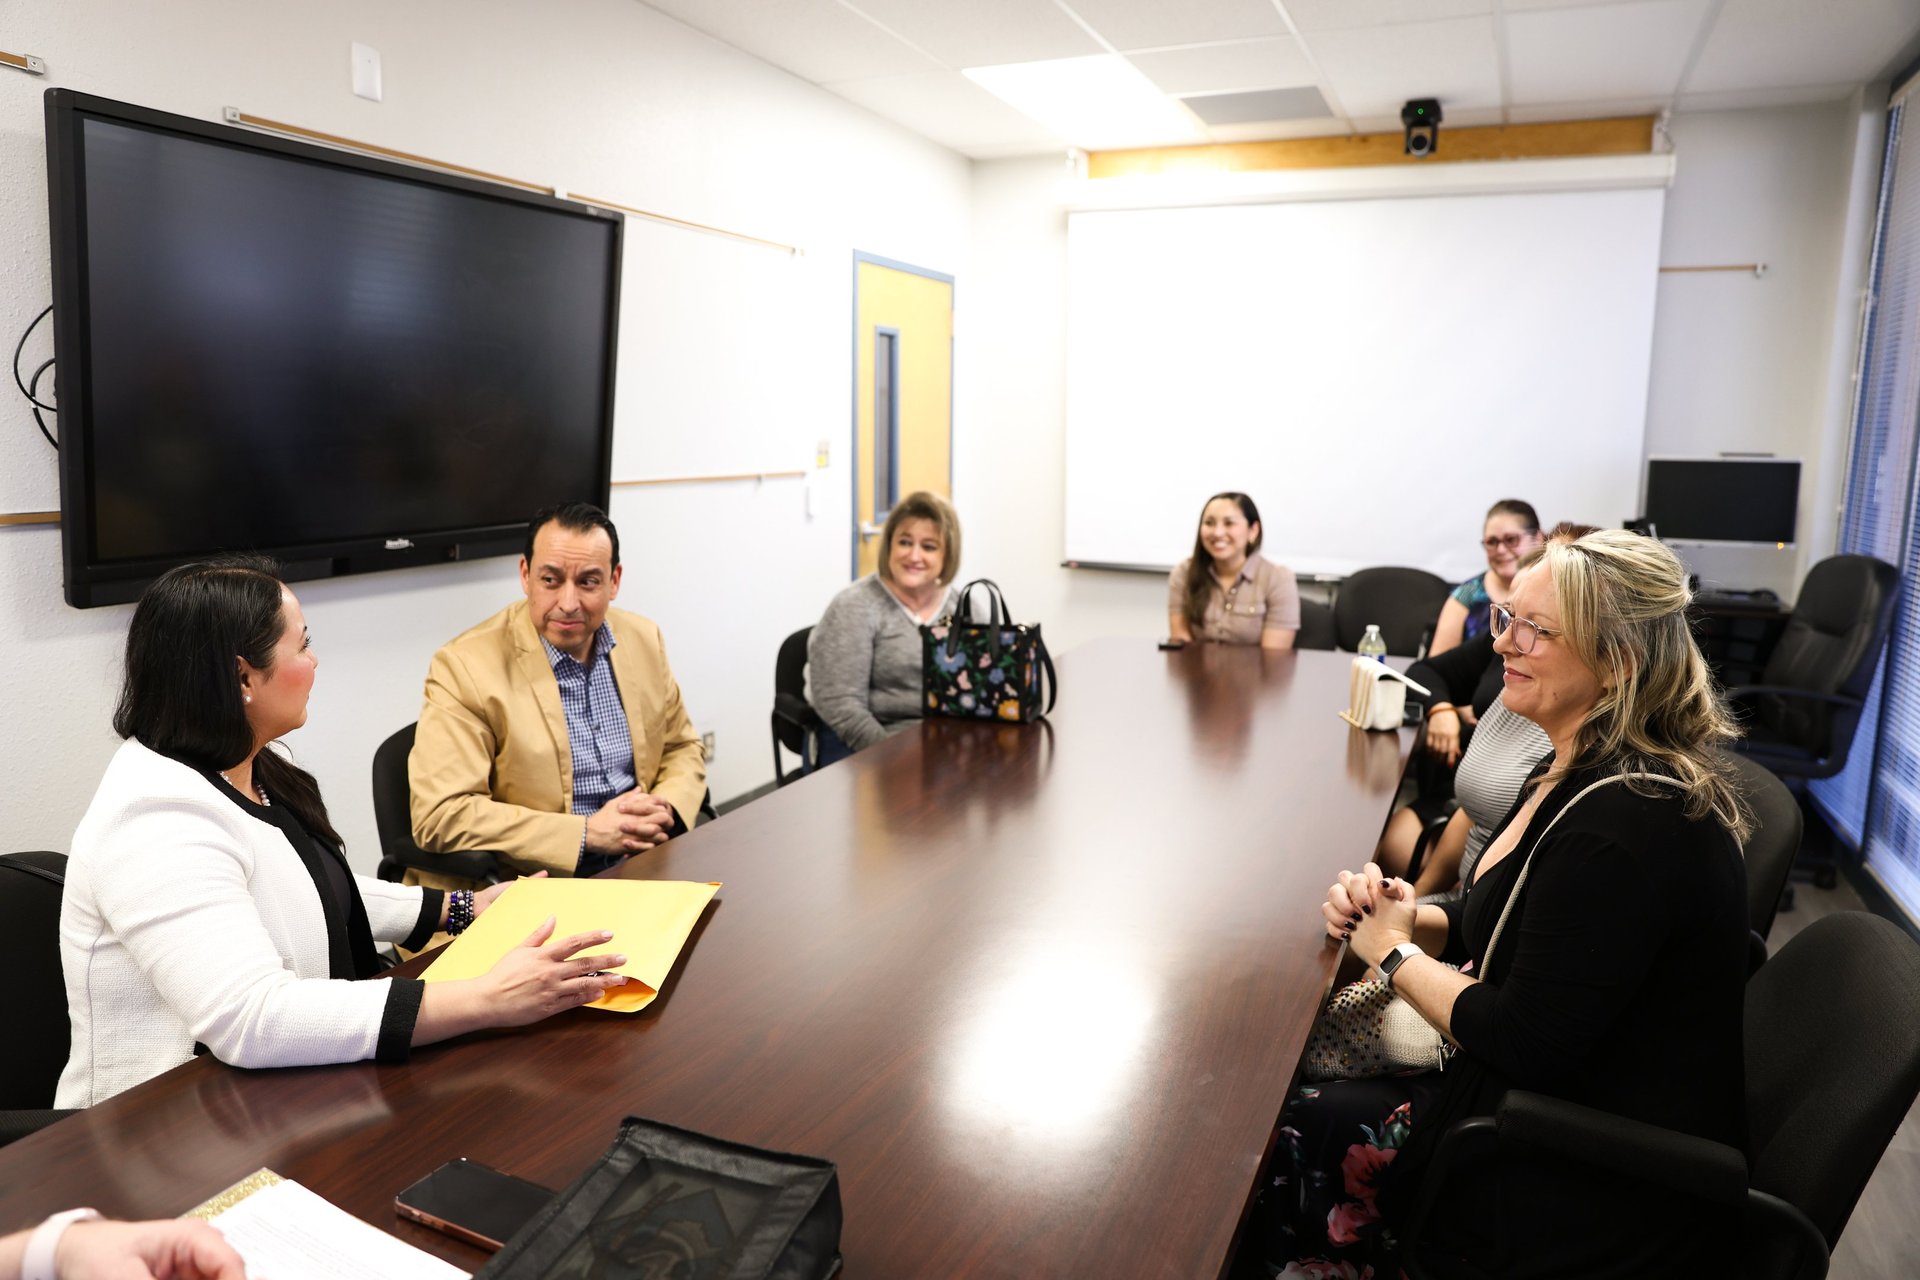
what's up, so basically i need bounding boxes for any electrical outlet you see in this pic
[701,731,716,762]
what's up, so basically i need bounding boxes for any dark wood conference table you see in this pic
[0,639,1410,1278]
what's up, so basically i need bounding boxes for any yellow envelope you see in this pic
[422,878,720,1013]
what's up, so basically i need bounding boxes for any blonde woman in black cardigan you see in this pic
[1259,530,1752,1279]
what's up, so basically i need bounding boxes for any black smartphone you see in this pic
[395,1158,554,1252]
[1157,638,1187,651]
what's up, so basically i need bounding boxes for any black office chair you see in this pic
[372,723,506,885]
[1403,800,1459,885]
[1402,911,1920,1280]
[1730,555,1898,888]
[0,851,79,1148]
[771,626,825,786]
[1721,751,1802,966]
[1332,567,1452,658]
[1295,597,1337,651]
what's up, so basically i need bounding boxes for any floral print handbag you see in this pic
[921,579,1058,724]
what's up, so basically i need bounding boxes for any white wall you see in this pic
[1644,99,1877,597]
[0,0,970,871]
[962,99,1879,651]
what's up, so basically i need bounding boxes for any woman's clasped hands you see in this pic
[1321,862,1418,969]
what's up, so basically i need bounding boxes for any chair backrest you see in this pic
[1721,752,1802,941]
[1332,567,1452,657]
[0,852,70,1109]
[1295,597,1336,651]
[1755,555,1899,760]
[1745,912,1920,1247]
[773,627,814,755]
[371,723,422,875]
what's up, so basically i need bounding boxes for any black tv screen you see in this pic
[45,89,622,606]
[1643,458,1800,545]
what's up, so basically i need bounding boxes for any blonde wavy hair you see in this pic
[1526,529,1751,843]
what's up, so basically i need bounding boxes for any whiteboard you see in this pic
[1064,187,1667,582]
[610,218,815,479]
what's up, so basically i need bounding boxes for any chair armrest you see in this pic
[1725,686,1865,711]
[1494,1091,1749,1203]
[394,846,507,885]
[0,1109,77,1149]
[773,692,823,730]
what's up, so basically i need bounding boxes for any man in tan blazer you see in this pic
[409,503,706,890]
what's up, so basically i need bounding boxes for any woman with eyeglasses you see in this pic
[1253,529,1751,1278]
[1428,499,1543,659]
[1375,524,1601,885]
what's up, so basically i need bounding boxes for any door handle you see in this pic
[859,521,884,540]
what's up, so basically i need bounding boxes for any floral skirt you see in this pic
[1248,1073,1449,1280]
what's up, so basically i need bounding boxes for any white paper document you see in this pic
[211,1178,470,1280]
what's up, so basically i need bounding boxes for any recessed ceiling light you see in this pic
[964,55,1204,152]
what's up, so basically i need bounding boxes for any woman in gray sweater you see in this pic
[808,491,963,756]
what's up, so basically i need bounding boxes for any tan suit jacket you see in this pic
[408,600,706,886]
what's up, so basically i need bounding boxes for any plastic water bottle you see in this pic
[1358,624,1388,664]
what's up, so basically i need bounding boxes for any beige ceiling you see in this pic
[640,0,1920,157]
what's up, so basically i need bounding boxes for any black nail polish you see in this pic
[1350,912,1362,924]
[1363,905,1373,916]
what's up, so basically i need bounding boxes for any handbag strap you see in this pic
[941,579,1013,662]
[1477,770,1685,984]
[1034,634,1058,715]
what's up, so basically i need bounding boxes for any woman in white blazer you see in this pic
[56,557,633,1107]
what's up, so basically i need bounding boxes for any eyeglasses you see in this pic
[1491,603,1562,655]
[1482,533,1529,552]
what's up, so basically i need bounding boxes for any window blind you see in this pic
[1810,102,1908,849]
[1816,91,1920,915]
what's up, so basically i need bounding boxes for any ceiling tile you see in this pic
[642,0,943,83]
[1063,0,1288,51]
[843,0,1103,69]
[1182,86,1333,124]
[1305,17,1504,118]
[1675,83,1863,112]
[1504,0,1673,10]
[1126,37,1318,95]
[1206,118,1355,142]
[1687,0,1920,94]
[1506,0,1713,105]
[824,70,1068,154]
[1506,96,1672,122]
[1281,0,1492,34]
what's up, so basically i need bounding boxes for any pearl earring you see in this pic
[244,694,252,704]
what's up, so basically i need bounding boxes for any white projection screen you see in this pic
[1064,185,1667,582]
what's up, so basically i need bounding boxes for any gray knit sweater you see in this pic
[808,575,960,750]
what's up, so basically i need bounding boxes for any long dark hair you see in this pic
[1184,491,1264,628]
[114,555,342,846]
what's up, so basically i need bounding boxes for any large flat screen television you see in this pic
[44,89,623,606]
[1642,457,1800,546]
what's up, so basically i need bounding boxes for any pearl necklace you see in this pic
[221,770,270,807]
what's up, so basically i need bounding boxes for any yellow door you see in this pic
[853,254,954,577]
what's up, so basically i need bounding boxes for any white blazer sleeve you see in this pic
[90,797,400,1070]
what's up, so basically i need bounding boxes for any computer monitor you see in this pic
[1641,458,1800,546]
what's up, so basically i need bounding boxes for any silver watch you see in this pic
[1378,941,1424,991]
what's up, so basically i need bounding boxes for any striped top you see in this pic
[1425,699,1553,904]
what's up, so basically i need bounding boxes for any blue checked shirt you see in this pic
[542,625,637,875]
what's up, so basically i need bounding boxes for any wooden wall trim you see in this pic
[1088,116,1656,180]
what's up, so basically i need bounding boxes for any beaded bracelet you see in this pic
[447,890,476,935]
